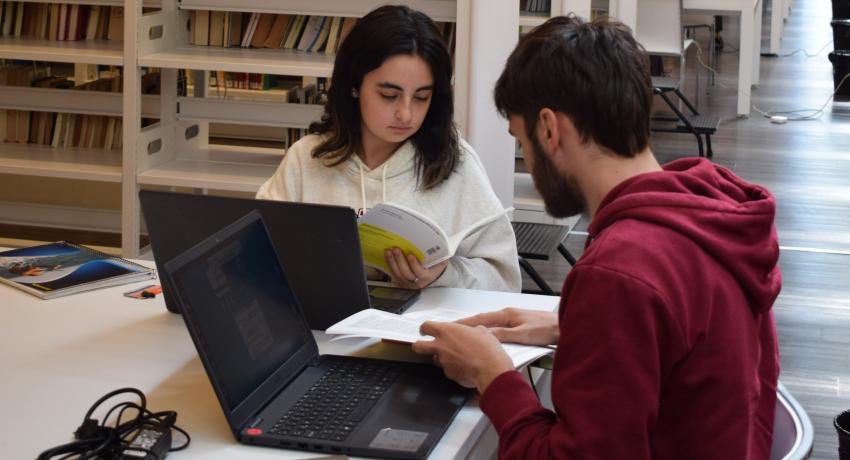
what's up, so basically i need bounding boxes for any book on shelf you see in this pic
[208,10,225,47]
[0,242,156,300]
[263,14,293,48]
[282,14,307,49]
[326,307,554,369]
[225,11,243,48]
[337,16,358,51]
[249,13,275,48]
[358,202,513,277]
[324,16,343,55]
[192,9,210,45]
[106,6,123,41]
[296,15,326,52]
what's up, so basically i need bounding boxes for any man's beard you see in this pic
[527,132,587,218]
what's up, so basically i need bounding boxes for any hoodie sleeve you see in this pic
[431,214,522,292]
[479,264,683,459]
[428,142,521,292]
[256,141,305,201]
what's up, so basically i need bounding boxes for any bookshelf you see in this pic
[1,0,520,257]
[518,0,606,27]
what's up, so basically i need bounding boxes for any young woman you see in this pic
[257,5,520,292]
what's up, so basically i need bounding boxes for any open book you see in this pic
[0,242,155,299]
[326,308,554,369]
[358,202,513,276]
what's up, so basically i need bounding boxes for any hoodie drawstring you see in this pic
[358,162,389,214]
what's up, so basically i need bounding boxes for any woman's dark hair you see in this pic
[494,15,653,157]
[308,5,459,190]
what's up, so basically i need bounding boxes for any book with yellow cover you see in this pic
[358,202,511,277]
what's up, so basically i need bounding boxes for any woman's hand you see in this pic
[384,248,448,289]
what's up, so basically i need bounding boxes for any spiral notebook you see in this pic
[0,241,155,299]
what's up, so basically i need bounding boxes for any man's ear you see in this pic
[536,108,562,160]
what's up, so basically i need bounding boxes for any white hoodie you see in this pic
[257,134,521,292]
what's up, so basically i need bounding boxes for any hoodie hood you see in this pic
[587,158,781,314]
[342,139,417,180]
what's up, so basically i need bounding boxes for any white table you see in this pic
[767,0,792,55]
[603,0,762,117]
[0,266,559,460]
[683,0,763,117]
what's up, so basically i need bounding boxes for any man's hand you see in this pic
[385,248,448,289]
[412,321,514,393]
[456,308,559,346]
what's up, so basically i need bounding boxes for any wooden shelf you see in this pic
[178,0,457,21]
[0,37,123,66]
[137,146,283,192]
[20,0,161,6]
[140,46,335,77]
[519,12,549,27]
[0,87,160,118]
[178,97,322,127]
[0,143,122,183]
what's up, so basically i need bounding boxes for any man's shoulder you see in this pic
[581,218,709,288]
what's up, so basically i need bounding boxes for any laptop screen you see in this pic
[168,214,313,411]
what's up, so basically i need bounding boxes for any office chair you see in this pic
[529,373,813,460]
[512,221,577,296]
[770,381,814,460]
[683,14,717,90]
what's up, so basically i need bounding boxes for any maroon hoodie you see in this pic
[480,158,781,459]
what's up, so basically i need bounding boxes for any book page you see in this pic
[446,207,514,255]
[326,308,553,368]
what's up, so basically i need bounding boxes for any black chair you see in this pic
[651,77,720,158]
[512,222,578,296]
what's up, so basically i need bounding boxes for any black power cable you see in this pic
[37,387,190,460]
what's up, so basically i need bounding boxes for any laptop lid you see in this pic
[140,190,371,330]
[161,210,319,435]
[162,210,470,459]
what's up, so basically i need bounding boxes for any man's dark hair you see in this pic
[494,15,653,157]
[309,5,459,189]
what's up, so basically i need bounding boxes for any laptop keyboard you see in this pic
[270,359,402,441]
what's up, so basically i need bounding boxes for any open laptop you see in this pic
[140,190,420,330]
[161,210,470,459]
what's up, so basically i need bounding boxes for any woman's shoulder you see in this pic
[287,133,326,158]
[454,137,488,178]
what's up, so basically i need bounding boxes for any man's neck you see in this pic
[582,147,662,218]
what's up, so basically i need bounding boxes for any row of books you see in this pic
[205,72,329,104]
[190,11,359,54]
[521,0,552,14]
[1,65,161,149]
[0,3,124,41]
[189,11,457,57]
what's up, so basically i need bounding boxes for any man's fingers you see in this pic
[411,339,437,355]
[419,320,444,338]
[488,326,519,344]
[456,309,509,327]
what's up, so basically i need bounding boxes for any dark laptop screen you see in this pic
[168,216,312,410]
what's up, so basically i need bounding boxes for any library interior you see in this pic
[2,0,850,459]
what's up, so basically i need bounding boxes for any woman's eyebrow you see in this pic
[377,82,434,92]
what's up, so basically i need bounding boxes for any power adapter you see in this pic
[120,424,172,460]
[770,115,788,124]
